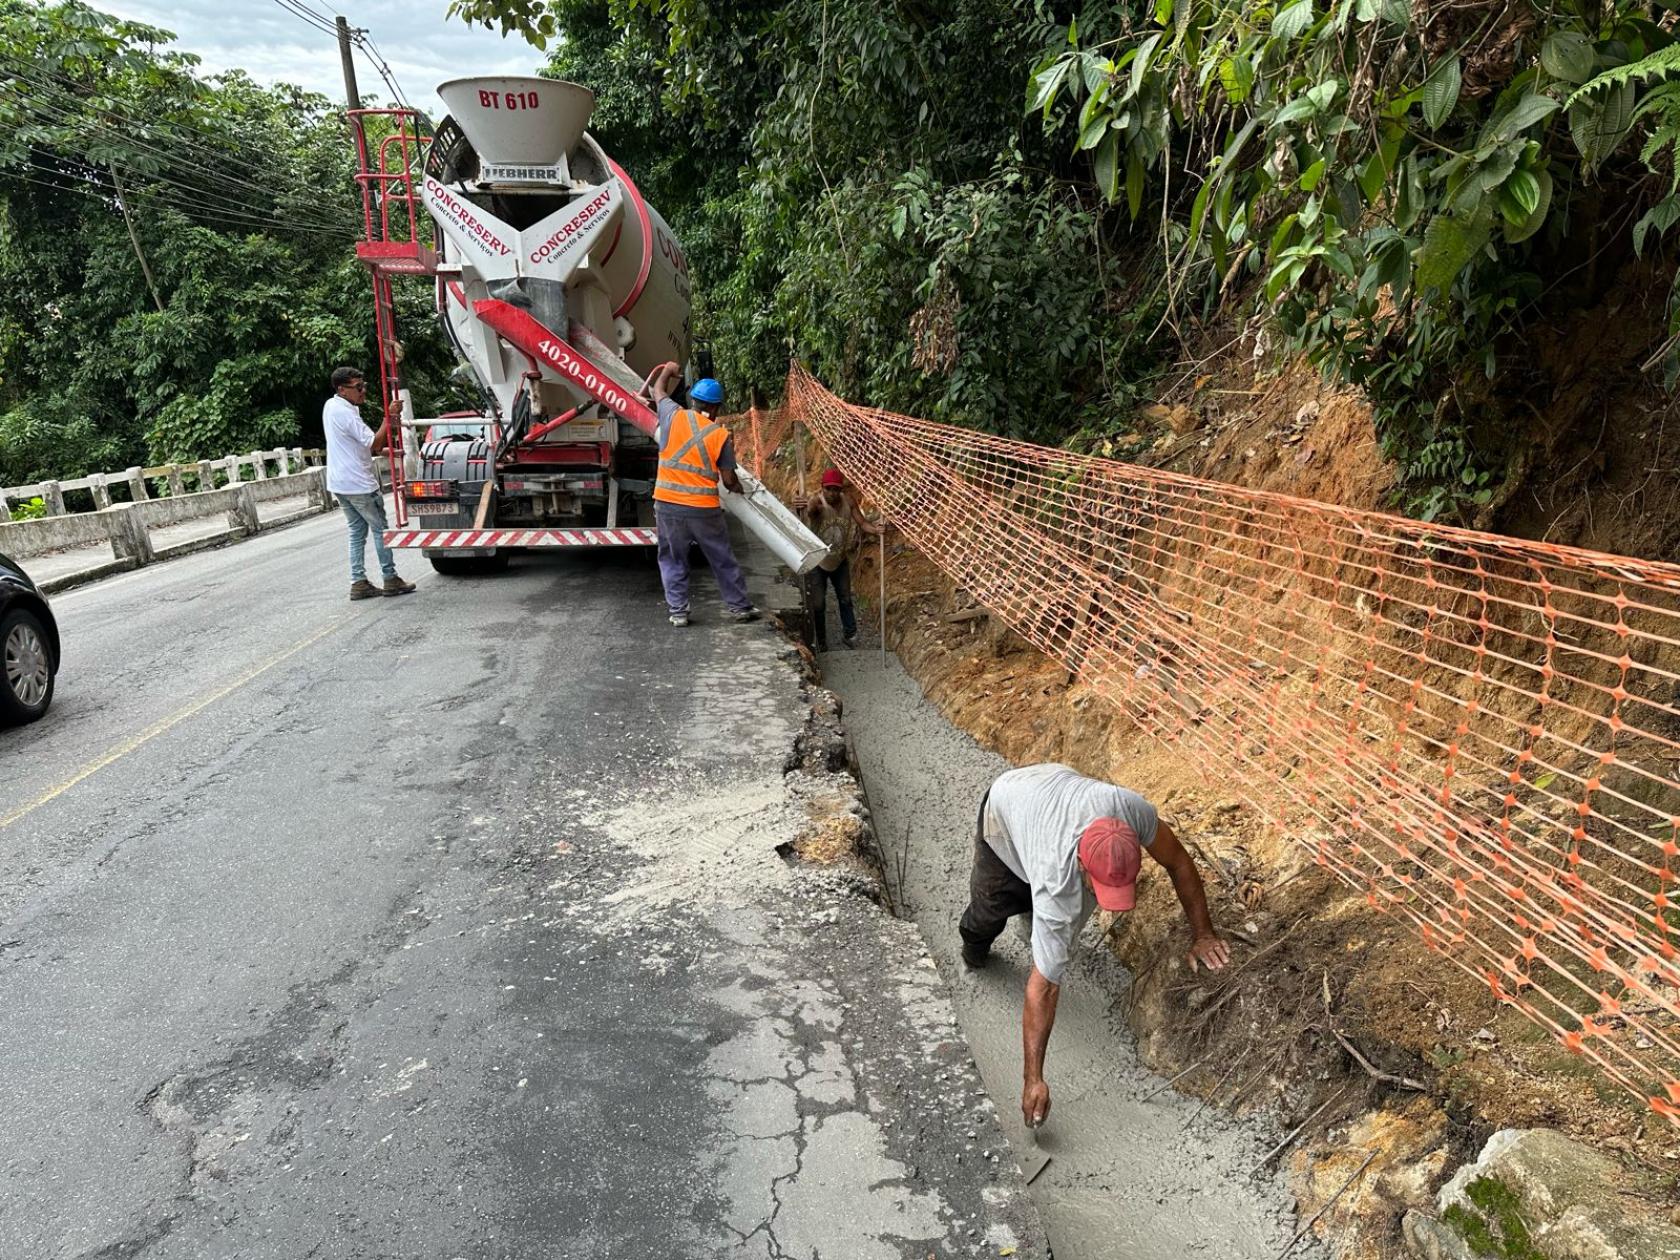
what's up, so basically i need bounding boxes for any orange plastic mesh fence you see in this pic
[739,362,1680,1121]
[735,404,796,475]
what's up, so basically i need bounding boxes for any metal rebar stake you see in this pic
[878,532,887,667]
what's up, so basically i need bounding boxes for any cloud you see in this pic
[94,0,541,119]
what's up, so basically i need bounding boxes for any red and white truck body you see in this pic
[346,76,822,574]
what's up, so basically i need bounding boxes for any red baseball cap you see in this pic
[1078,818,1143,911]
[821,468,844,488]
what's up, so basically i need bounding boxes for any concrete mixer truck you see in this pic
[345,76,823,576]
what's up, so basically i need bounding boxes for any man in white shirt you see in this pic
[960,763,1230,1129]
[323,366,415,601]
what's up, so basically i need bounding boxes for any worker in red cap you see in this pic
[959,763,1229,1128]
[799,467,882,650]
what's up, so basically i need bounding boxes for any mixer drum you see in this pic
[430,76,692,379]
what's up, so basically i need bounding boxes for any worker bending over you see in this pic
[960,763,1230,1128]
[650,363,758,628]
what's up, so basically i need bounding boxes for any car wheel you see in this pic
[1,608,55,724]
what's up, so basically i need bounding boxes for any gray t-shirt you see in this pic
[655,397,736,517]
[984,764,1160,984]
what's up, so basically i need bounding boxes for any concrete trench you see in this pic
[820,647,1326,1260]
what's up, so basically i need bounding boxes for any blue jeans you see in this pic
[655,507,751,614]
[340,493,397,582]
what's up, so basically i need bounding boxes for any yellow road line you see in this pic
[1,616,347,831]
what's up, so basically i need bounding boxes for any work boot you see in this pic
[381,575,417,596]
[842,634,857,649]
[349,579,381,601]
[669,611,690,628]
[728,606,761,624]
[960,942,990,969]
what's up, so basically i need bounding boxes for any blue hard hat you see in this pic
[691,378,724,406]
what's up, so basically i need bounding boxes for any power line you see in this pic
[22,158,357,237]
[285,0,339,26]
[264,2,418,113]
[0,52,273,181]
[2,67,355,231]
[270,0,338,38]
[0,51,344,199]
[354,32,412,112]
[4,162,356,239]
[11,108,354,234]
[0,29,426,239]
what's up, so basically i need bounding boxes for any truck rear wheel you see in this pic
[428,551,510,576]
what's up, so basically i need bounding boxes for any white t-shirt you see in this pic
[984,764,1160,984]
[324,394,379,495]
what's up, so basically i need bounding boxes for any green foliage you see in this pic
[1441,1176,1545,1260]
[434,0,1674,524]
[8,496,45,521]
[0,1,453,484]
[1027,0,1677,520]
[540,0,1149,433]
[447,0,558,47]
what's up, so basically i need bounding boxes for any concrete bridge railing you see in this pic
[2,447,325,519]
[0,447,337,584]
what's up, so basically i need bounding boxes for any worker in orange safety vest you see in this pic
[649,362,759,629]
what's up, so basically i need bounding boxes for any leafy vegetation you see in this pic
[0,1,451,487]
[456,0,1680,522]
[13,0,1680,521]
[524,0,1153,443]
[1026,0,1679,518]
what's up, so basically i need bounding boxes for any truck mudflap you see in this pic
[385,527,657,549]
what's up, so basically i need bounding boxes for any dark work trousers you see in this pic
[804,559,857,648]
[958,790,1033,956]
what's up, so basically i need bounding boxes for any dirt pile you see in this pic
[1128,340,1395,513]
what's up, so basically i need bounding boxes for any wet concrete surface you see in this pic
[0,514,1044,1258]
[824,648,1325,1260]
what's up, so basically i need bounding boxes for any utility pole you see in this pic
[336,16,361,111]
[107,164,164,314]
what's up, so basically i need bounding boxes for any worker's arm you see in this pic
[854,505,885,537]
[1022,965,1060,1127]
[1145,820,1230,971]
[650,361,681,402]
[370,415,391,454]
[718,436,744,494]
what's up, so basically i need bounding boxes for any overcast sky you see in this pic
[94,0,542,120]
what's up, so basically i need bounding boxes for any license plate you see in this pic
[408,501,460,516]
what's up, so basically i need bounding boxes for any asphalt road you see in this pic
[0,514,1042,1259]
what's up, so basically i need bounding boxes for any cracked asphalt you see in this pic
[0,513,1045,1259]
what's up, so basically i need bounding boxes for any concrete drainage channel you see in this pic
[816,647,1327,1260]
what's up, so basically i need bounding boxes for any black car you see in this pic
[0,551,58,724]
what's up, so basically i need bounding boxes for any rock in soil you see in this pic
[1402,1127,1680,1259]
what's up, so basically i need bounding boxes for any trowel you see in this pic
[1021,1122,1052,1186]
